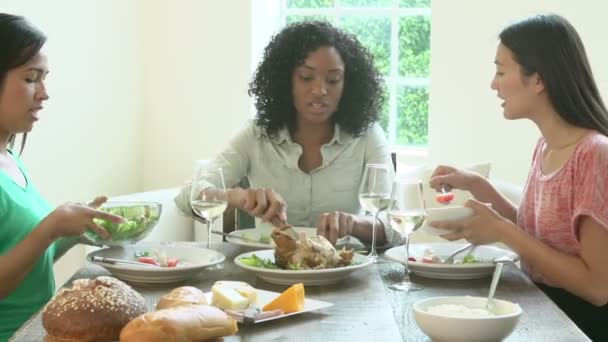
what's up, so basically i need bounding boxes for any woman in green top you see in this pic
[0,13,124,341]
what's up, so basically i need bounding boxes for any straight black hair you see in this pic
[0,13,47,154]
[499,14,608,136]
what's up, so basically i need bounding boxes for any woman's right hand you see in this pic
[428,165,483,193]
[228,188,287,223]
[39,196,125,241]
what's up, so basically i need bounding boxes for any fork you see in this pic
[442,243,475,264]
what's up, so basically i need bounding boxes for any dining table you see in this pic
[11,242,590,341]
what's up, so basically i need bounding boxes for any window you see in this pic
[282,0,431,148]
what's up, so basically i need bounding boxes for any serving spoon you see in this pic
[486,262,504,311]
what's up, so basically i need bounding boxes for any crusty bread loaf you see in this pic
[119,304,238,342]
[156,286,208,310]
[42,276,147,341]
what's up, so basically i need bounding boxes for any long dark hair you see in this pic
[249,20,385,137]
[499,14,608,136]
[0,13,47,154]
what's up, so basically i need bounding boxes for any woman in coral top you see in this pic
[429,14,608,340]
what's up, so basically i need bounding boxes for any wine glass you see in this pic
[387,178,425,291]
[190,161,228,249]
[358,163,392,264]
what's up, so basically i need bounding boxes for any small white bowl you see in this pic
[420,206,474,236]
[413,296,522,342]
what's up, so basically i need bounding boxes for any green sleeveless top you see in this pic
[0,151,55,341]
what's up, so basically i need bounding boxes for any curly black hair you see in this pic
[249,20,385,138]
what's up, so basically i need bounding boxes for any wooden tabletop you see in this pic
[11,242,589,341]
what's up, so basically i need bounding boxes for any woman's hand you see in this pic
[429,165,483,193]
[316,211,357,245]
[40,195,125,241]
[430,199,512,245]
[228,188,287,223]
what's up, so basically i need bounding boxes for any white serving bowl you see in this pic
[420,206,474,236]
[413,296,522,342]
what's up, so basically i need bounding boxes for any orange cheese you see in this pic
[262,283,305,314]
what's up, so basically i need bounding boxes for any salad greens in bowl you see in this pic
[85,201,162,246]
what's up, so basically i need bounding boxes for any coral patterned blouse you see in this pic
[517,131,608,285]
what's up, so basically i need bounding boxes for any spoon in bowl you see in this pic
[486,262,504,312]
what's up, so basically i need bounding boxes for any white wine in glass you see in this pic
[358,163,392,264]
[190,162,228,249]
[387,178,425,291]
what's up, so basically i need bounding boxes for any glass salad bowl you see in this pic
[84,201,162,246]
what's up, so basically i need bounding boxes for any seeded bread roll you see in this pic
[156,286,208,310]
[119,304,238,342]
[42,276,147,341]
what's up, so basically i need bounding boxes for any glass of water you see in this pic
[190,161,228,249]
[358,163,392,264]
[387,178,425,291]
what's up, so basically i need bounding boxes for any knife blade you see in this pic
[210,230,266,244]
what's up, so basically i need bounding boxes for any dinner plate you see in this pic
[234,249,372,286]
[227,227,384,251]
[384,242,519,280]
[226,227,317,248]
[204,289,333,324]
[87,242,225,284]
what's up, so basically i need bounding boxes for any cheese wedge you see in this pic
[213,281,258,304]
[262,283,305,314]
[211,285,249,310]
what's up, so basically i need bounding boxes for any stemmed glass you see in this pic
[190,161,228,249]
[358,163,392,264]
[387,178,425,291]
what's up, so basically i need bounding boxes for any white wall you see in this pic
[140,0,253,190]
[428,0,608,185]
[2,0,142,287]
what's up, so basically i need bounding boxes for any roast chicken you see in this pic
[271,225,354,269]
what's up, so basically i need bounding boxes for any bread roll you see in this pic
[42,276,147,341]
[120,304,238,342]
[157,286,208,310]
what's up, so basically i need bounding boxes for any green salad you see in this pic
[239,254,306,270]
[239,254,360,270]
[241,232,272,244]
[88,204,160,243]
[453,253,483,265]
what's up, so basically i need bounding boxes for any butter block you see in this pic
[211,285,249,310]
[214,281,258,304]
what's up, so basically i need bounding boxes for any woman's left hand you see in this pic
[430,199,511,245]
[316,211,356,246]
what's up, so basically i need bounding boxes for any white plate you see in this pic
[204,289,333,323]
[384,243,519,280]
[234,249,372,286]
[88,242,225,284]
[227,227,318,248]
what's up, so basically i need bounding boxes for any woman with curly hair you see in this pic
[176,21,399,246]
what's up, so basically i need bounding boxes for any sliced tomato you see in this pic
[137,256,158,266]
[166,258,179,267]
[422,256,437,264]
[436,192,455,204]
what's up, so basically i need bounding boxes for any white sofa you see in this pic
[110,180,523,244]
